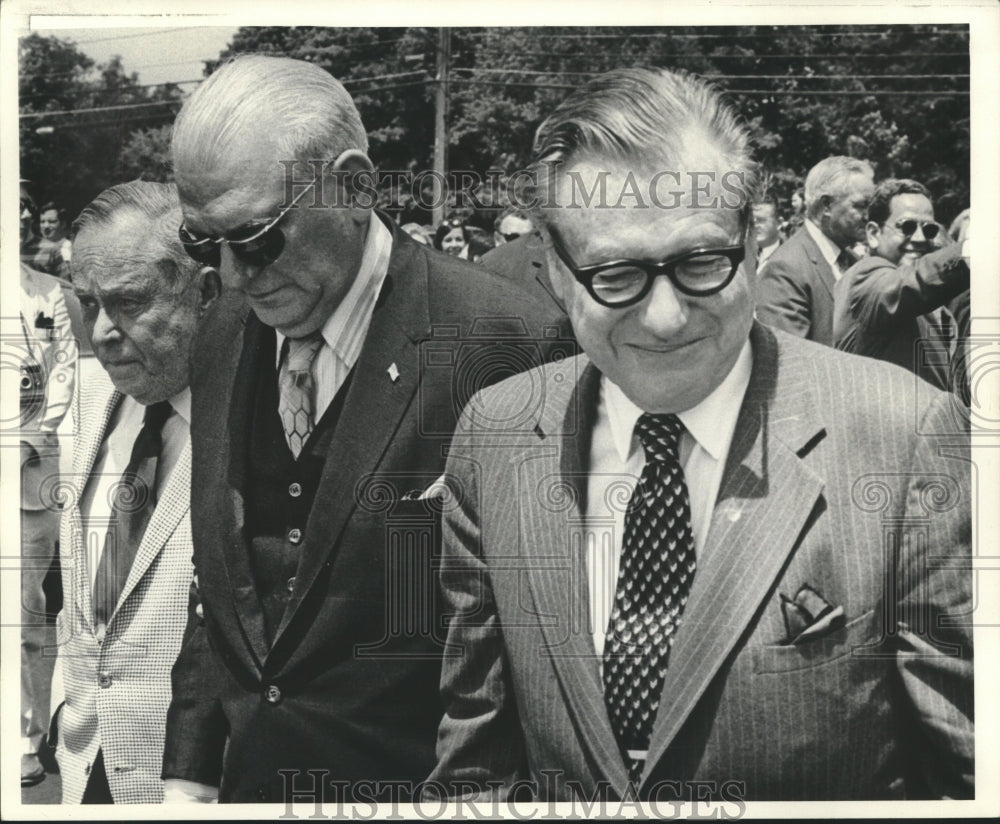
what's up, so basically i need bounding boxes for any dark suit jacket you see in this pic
[431,323,973,801]
[756,226,839,345]
[162,222,574,802]
[479,232,574,342]
[833,244,970,393]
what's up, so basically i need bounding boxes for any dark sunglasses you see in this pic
[890,219,940,241]
[501,232,524,242]
[546,218,748,308]
[178,179,317,267]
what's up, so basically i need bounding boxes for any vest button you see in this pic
[287,577,296,593]
[98,672,112,688]
[289,482,302,498]
[264,684,282,704]
[288,528,303,545]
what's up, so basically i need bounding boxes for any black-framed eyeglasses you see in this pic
[178,179,317,268]
[889,219,940,241]
[546,218,748,308]
[501,232,524,242]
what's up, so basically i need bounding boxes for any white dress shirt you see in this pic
[584,341,753,658]
[274,212,393,418]
[804,218,847,282]
[757,239,780,270]
[80,388,190,591]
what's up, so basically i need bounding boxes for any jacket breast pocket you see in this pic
[751,608,883,674]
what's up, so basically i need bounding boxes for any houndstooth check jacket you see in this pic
[55,368,194,804]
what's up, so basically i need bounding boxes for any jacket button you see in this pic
[288,528,302,545]
[256,786,269,801]
[98,672,112,688]
[286,577,296,593]
[288,482,302,498]
[264,684,282,704]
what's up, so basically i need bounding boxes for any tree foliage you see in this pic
[19,33,185,218]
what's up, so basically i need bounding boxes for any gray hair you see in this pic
[528,67,760,216]
[803,156,875,216]
[72,180,200,289]
[171,54,368,175]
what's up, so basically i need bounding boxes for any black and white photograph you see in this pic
[2,1,997,819]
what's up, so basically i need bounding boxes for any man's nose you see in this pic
[222,249,267,288]
[910,223,929,244]
[89,306,123,348]
[640,275,688,336]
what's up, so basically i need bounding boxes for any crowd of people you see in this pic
[16,57,973,808]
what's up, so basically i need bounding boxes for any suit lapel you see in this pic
[801,228,837,298]
[270,230,427,650]
[520,359,632,795]
[220,310,271,664]
[114,440,192,617]
[70,377,123,630]
[642,324,827,782]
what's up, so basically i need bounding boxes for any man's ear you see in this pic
[864,220,881,251]
[328,149,377,224]
[197,266,222,316]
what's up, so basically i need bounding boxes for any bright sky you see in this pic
[30,25,238,87]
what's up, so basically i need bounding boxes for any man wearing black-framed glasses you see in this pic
[833,178,970,394]
[430,67,972,803]
[162,54,566,805]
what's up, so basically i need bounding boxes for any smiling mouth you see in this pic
[629,338,704,354]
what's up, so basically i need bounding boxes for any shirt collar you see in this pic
[804,218,843,267]
[275,211,393,365]
[168,386,191,426]
[603,339,753,463]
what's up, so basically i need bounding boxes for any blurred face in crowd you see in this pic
[496,214,533,244]
[820,173,875,248]
[867,193,936,266]
[20,199,35,244]
[74,209,215,404]
[441,226,466,256]
[39,209,65,241]
[791,191,804,213]
[752,203,780,249]
[175,130,371,338]
[546,154,755,414]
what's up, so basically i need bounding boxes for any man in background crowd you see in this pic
[493,208,534,246]
[752,195,782,270]
[756,156,874,345]
[52,181,219,803]
[18,251,77,785]
[833,178,970,395]
[38,202,74,281]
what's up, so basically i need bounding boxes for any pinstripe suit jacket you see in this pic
[55,369,194,803]
[431,323,973,801]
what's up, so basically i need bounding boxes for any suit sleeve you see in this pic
[425,411,528,800]
[894,393,974,798]
[755,256,813,338]
[161,577,228,787]
[847,245,970,334]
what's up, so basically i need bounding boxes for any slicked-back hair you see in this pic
[528,67,760,219]
[866,178,933,226]
[72,180,201,290]
[803,156,875,217]
[171,54,368,176]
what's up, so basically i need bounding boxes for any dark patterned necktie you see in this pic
[603,412,697,782]
[93,400,173,630]
[278,334,324,459]
[836,248,856,274]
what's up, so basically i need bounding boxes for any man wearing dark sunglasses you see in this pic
[833,178,970,393]
[161,55,566,804]
[429,68,972,802]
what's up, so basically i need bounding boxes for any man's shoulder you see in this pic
[760,226,819,273]
[479,233,543,277]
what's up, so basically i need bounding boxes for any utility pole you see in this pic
[432,27,450,227]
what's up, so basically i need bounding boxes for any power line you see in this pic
[463,27,967,40]
[451,67,968,80]
[477,50,969,60]
[20,98,184,119]
[68,28,191,45]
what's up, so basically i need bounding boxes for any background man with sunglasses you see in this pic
[755,155,875,346]
[428,68,972,801]
[833,178,970,394]
[161,55,566,804]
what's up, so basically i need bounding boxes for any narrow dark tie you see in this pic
[603,413,697,783]
[93,400,173,630]
[836,248,856,274]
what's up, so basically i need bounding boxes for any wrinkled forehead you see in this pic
[74,209,174,273]
[887,193,934,221]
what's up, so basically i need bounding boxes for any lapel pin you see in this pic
[387,363,400,382]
